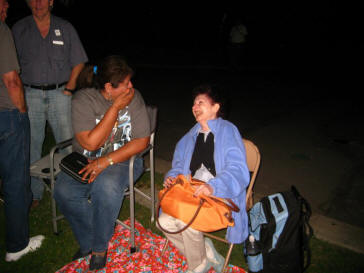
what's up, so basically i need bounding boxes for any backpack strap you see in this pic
[291,185,314,272]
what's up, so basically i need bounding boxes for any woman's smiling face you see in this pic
[192,94,220,125]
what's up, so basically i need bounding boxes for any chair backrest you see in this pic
[146,105,158,145]
[243,138,261,211]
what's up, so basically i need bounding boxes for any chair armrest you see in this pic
[50,138,73,155]
[49,138,73,178]
[135,144,153,158]
[50,138,72,159]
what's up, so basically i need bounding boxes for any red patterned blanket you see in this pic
[56,220,247,273]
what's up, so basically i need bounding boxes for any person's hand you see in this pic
[18,104,27,113]
[79,157,108,183]
[62,85,75,96]
[112,88,135,111]
[163,176,175,188]
[193,184,213,197]
[62,90,73,96]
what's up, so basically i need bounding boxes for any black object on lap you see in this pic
[60,152,90,183]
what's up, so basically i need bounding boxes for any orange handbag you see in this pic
[157,174,240,233]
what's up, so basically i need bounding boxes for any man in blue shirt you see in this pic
[12,0,88,206]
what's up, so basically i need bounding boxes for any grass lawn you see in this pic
[1,128,364,272]
[1,170,364,273]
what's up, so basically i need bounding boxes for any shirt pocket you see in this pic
[51,39,66,70]
[19,36,37,68]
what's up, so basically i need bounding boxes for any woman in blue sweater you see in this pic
[158,84,250,273]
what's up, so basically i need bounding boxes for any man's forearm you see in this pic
[75,105,121,150]
[109,136,150,164]
[2,70,26,112]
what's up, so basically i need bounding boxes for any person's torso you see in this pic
[71,88,149,158]
[12,15,77,85]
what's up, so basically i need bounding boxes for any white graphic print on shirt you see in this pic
[82,108,131,158]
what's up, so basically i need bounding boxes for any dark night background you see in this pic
[5,1,361,125]
[5,1,360,94]
[5,1,348,76]
[4,1,364,230]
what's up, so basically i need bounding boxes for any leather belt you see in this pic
[24,81,67,91]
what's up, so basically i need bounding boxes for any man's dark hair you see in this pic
[77,55,133,90]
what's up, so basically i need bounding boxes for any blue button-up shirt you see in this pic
[12,15,88,85]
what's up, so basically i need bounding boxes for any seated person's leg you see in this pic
[180,225,206,271]
[158,212,208,272]
[54,172,92,253]
[90,157,143,253]
[158,212,185,254]
[204,237,225,272]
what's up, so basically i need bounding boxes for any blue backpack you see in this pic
[245,186,313,273]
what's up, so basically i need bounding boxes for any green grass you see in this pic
[1,171,364,273]
[1,129,364,272]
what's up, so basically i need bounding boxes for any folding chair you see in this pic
[30,105,158,240]
[161,138,261,273]
[116,105,158,253]
[29,138,72,234]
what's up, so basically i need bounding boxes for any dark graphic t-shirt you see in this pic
[71,88,150,158]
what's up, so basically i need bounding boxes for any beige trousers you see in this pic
[158,212,207,270]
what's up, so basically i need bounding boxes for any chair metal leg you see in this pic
[129,156,137,253]
[50,147,58,234]
[51,195,58,233]
[50,180,59,234]
[150,148,155,223]
[161,239,169,255]
[48,140,70,235]
[222,243,234,273]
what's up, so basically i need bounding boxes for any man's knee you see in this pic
[93,179,123,201]
[93,169,128,195]
[53,174,73,202]
[53,180,66,203]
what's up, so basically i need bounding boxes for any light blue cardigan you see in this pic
[165,118,250,243]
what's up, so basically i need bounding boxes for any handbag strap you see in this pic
[156,178,239,234]
[208,196,240,212]
[190,179,240,212]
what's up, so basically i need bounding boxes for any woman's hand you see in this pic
[193,184,213,197]
[163,176,175,188]
[112,88,135,111]
[79,157,108,183]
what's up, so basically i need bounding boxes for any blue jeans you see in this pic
[54,157,143,253]
[25,86,72,200]
[0,109,32,252]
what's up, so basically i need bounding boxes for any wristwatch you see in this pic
[106,155,114,165]
[64,87,76,94]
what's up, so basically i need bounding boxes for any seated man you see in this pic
[54,56,150,270]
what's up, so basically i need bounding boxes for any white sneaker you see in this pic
[5,235,45,262]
